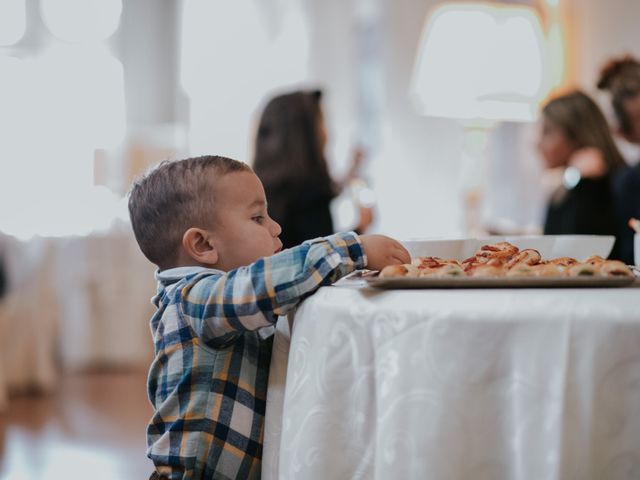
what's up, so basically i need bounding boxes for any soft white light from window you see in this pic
[0,47,126,239]
[38,44,126,149]
[0,0,26,46]
[268,5,310,86]
[181,0,310,158]
[181,0,265,157]
[181,1,264,97]
[410,4,545,122]
[41,0,122,43]
[544,18,565,93]
[0,55,34,235]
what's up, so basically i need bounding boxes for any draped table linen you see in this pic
[264,284,640,480]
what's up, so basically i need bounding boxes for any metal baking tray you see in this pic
[365,275,637,289]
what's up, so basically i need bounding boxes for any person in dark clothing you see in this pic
[537,91,626,260]
[0,238,5,298]
[252,90,372,249]
[611,165,640,263]
[597,55,640,264]
[0,255,5,298]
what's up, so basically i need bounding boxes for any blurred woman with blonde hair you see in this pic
[537,90,625,259]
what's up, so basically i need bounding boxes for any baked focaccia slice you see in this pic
[418,263,465,277]
[598,260,634,277]
[546,257,578,267]
[568,262,598,277]
[506,263,536,277]
[412,256,464,277]
[379,264,419,278]
[467,264,506,277]
[584,255,606,266]
[531,263,568,277]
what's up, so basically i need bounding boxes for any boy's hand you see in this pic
[360,234,411,271]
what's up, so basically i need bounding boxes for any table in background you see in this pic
[0,226,155,410]
[264,283,640,480]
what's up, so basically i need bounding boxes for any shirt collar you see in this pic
[155,265,225,285]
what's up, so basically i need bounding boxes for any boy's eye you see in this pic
[252,216,265,224]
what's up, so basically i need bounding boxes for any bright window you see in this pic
[41,0,122,43]
[180,0,310,159]
[0,0,26,46]
[410,3,546,122]
[0,3,126,239]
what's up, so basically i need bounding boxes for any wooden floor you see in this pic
[0,371,154,480]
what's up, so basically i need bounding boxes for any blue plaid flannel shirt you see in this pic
[146,232,366,479]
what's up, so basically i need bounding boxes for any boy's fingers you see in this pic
[392,243,411,264]
[386,256,403,266]
[389,253,409,265]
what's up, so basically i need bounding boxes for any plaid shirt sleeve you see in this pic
[179,231,367,347]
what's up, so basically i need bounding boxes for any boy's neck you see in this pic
[168,250,221,271]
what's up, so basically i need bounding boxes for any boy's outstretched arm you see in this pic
[179,232,408,346]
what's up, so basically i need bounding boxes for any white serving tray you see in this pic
[401,235,616,262]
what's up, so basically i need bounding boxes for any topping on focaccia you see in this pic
[531,264,568,277]
[599,260,634,277]
[379,264,416,278]
[412,256,461,268]
[467,264,505,277]
[568,263,598,277]
[545,257,578,267]
[418,263,465,277]
[506,263,536,277]
[475,242,519,261]
[505,249,541,268]
[584,255,606,266]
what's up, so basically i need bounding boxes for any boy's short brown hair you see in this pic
[128,155,251,269]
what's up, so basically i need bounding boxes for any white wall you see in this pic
[306,0,465,239]
[376,0,465,239]
[571,0,640,91]
[365,0,640,239]
[568,0,640,165]
[113,0,640,240]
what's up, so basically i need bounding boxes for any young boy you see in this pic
[128,155,410,479]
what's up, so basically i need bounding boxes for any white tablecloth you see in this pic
[264,284,640,480]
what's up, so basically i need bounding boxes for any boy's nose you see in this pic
[270,219,282,237]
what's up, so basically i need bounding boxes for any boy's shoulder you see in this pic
[155,266,225,299]
[156,266,224,284]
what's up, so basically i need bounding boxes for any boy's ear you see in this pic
[182,228,219,266]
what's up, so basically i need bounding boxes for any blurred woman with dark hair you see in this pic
[597,55,640,264]
[537,90,626,259]
[253,90,371,249]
